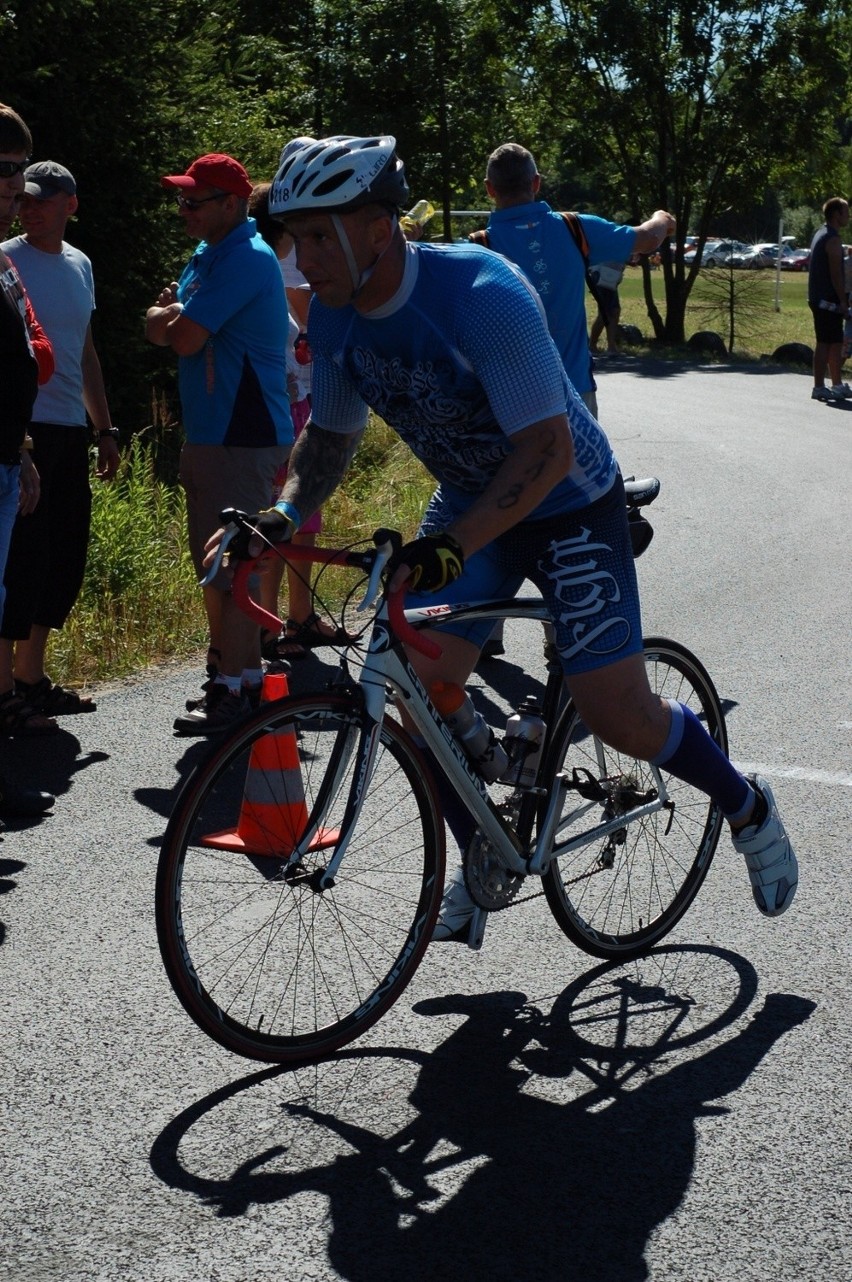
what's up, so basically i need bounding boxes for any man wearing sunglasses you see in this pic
[146,153,292,734]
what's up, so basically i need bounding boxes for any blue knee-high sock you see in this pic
[412,735,477,853]
[652,701,753,823]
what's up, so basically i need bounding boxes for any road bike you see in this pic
[155,480,728,1064]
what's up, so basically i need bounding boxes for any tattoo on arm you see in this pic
[281,421,364,519]
[496,428,559,510]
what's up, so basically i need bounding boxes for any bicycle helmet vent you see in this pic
[270,135,409,219]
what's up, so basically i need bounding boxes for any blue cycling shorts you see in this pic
[411,472,644,676]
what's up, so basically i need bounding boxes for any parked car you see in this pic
[753,243,809,271]
[728,244,772,269]
[781,247,810,271]
[683,239,721,266]
[684,239,762,268]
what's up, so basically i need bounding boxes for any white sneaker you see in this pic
[731,776,798,917]
[829,382,852,398]
[432,866,482,942]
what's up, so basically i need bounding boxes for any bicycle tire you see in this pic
[156,694,445,1064]
[540,638,728,961]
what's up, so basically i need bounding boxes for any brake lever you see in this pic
[358,540,394,612]
[199,523,238,587]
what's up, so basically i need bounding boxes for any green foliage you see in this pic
[48,437,206,685]
[531,0,851,340]
[46,418,432,686]
[1,0,848,435]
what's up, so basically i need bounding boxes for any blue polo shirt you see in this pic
[176,219,292,447]
[484,201,635,394]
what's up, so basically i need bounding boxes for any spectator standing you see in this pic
[808,196,851,402]
[476,143,674,419]
[589,260,627,355]
[0,104,55,816]
[474,145,672,658]
[1,160,119,720]
[145,153,292,733]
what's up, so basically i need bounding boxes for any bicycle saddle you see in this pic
[623,476,661,506]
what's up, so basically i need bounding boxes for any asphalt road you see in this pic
[2,358,850,1282]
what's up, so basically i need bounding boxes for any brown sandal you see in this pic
[15,677,96,715]
[0,689,59,737]
[261,628,308,662]
[284,612,353,650]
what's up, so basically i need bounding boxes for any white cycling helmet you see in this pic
[278,135,316,169]
[270,135,410,219]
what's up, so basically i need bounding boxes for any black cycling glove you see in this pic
[225,508,297,559]
[387,531,465,593]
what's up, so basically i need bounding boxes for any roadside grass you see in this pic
[44,419,434,690]
[42,268,823,689]
[595,265,817,359]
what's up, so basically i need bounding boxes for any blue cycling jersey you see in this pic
[309,241,616,517]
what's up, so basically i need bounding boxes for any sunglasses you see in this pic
[0,159,30,178]
[175,192,228,212]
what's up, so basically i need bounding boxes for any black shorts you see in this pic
[413,474,644,677]
[595,286,621,321]
[811,304,843,345]
[1,424,91,638]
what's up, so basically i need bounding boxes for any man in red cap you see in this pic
[146,153,292,734]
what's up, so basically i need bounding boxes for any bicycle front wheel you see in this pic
[541,638,728,961]
[156,694,445,1064]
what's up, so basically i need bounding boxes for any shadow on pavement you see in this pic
[149,944,814,1281]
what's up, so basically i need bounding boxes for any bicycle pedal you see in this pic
[466,906,488,951]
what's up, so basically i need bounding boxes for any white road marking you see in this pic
[735,762,852,788]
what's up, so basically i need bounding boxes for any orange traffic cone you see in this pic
[202,669,339,857]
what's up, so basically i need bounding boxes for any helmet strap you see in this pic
[331,212,400,302]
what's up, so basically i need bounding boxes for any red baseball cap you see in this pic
[161,153,253,199]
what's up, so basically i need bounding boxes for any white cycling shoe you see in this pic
[432,866,487,948]
[731,775,798,917]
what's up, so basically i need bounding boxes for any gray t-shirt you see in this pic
[1,236,95,426]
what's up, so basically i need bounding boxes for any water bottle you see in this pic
[501,696,547,788]
[430,681,509,782]
[400,199,435,237]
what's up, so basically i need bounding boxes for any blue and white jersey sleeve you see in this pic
[308,242,615,513]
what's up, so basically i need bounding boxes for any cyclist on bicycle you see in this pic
[210,134,797,942]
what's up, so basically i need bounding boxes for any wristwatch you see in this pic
[98,428,119,442]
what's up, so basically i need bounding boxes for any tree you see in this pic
[528,0,852,341]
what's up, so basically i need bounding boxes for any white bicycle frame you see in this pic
[211,529,674,890]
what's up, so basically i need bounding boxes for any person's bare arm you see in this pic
[81,324,119,481]
[145,282,211,355]
[446,414,574,559]
[632,210,677,256]
[279,420,363,522]
[202,420,364,567]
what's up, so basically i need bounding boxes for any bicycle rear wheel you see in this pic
[156,694,445,1064]
[541,638,728,961]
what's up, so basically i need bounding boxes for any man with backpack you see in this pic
[474,143,674,417]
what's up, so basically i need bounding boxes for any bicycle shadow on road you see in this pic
[149,945,814,1281]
